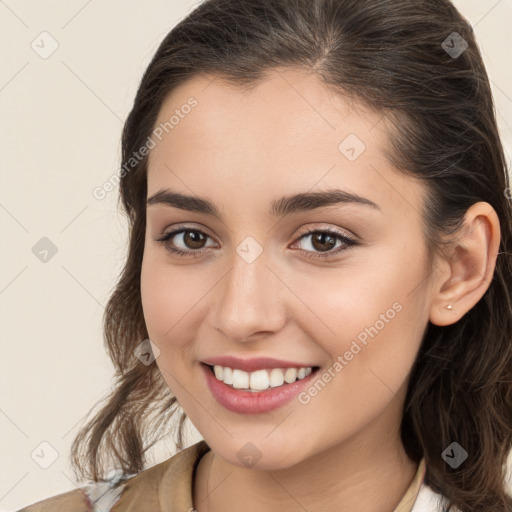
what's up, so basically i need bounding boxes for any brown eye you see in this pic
[310,232,338,252]
[156,228,217,257]
[181,230,207,249]
[291,227,359,260]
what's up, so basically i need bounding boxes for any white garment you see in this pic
[81,469,129,512]
[410,483,461,512]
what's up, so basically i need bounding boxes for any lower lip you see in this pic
[201,363,319,414]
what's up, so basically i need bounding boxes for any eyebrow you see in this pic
[146,188,381,219]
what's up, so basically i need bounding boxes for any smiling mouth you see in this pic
[203,362,321,392]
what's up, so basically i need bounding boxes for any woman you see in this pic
[18,0,512,511]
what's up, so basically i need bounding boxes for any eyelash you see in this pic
[155,224,360,261]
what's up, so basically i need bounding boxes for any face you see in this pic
[141,67,437,470]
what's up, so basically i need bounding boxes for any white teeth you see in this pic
[269,368,284,388]
[284,368,298,383]
[232,369,249,389]
[211,365,314,391]
[213,365,224,380]
[223,367,233,385]
[250,369,269,390]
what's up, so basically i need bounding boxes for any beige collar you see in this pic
[113,440,427,512]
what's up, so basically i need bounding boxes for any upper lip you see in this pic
[201,355,318,372]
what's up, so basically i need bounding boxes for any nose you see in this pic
[211,247,288,343]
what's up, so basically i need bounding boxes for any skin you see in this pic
[140,67,500,512]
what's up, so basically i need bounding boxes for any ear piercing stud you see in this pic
[446,304,453,310]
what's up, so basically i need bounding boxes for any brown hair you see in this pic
[70,0,512,510]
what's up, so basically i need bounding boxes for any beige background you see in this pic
[1,1,511,510]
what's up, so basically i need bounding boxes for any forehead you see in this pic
[150,67,384,161]
[146,68,425,219]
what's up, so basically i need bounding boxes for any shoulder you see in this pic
[17,441,210,512]
[110,439,210,509]
[17,440,211,512]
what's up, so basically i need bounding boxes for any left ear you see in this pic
[429,201,501,327]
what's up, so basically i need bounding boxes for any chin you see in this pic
[219,442,306,471]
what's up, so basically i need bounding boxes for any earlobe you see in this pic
[429,202,501,327]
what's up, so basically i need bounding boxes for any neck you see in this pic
[193,420,419,512]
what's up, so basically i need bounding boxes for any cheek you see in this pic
[140,250,189,343]
[140,252,202,395]
[290,262,427,442]
[140,249,217,349]
[290,239,428,380]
